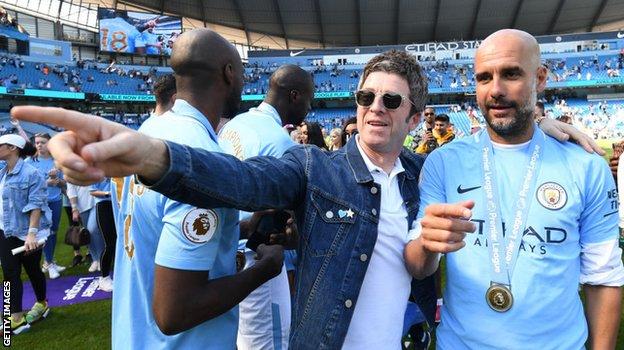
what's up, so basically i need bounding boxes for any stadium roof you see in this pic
[122,0,624,48]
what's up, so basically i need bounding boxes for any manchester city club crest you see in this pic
[536,182,567,210]
[182,208,219,243]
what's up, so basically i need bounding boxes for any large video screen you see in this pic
[98,8,181,56]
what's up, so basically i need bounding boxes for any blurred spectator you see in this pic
[26,133,67,280]
[299,121,328,150]
[416,114,455,154]
[341,117,358,146]
[0,135,50,334]
[152,74,176,116]
[66,183,105,273]
[328,128,343,151]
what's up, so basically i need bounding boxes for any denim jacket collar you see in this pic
[4,158,24,176]
[345,135,374,184]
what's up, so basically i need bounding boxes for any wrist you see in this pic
[252,258,278,281]
[27,228,38,235]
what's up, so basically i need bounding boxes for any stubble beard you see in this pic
[485,102,534,138]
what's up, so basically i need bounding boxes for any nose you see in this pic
[489,75,506,100]
[369,94,386,113]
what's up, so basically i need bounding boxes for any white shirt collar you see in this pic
[355,135,405,178]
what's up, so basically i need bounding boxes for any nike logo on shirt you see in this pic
[457,185,481,194]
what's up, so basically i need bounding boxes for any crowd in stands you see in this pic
[0,8,19,29]
[242,51,624,96]
[0,53,163,94]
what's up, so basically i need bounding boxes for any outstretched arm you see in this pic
[12,106,307,212]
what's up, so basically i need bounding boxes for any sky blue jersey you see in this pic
[110,100,240,349]
[418,128,619,350]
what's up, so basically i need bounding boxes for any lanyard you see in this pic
[480,127,544,286]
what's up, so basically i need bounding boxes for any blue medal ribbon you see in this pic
[479,126,545,288]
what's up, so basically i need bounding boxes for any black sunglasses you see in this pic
[355,90,415,110]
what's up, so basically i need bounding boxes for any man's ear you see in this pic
[536,65,548,93]
[407,111,422,131]
[223,63,234,86]
[289,90,300,103]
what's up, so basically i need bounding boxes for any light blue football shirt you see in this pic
[25,157,63,202]
[418,128,618,350]
[99,17,141,53]
[218,102,295,349]
[219,102,294,168]
[110,100,240,349]
[141,31,160,55]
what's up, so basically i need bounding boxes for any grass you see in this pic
[7,145,624,348]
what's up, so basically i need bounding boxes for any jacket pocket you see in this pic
[304,189,357,257]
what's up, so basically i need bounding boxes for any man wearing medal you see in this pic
[405,29,624,349]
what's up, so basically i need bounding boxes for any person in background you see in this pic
[412,107,436,152]
[90,178,116,292]
[0,134,51,334]
[415,114,455,154]
[26,132,66,279]
[328,128,343,150]
[66,183,104,273]
[340,117,357,146]
[300,121,328,150]
[219,63,313,349]
[152,74,177,116]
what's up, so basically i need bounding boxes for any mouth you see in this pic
[367,120,389,127]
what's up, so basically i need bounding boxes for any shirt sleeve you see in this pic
[417,151,447,219]
[154,198,226,271]
[579,156,624,285]
[66,182,77,198]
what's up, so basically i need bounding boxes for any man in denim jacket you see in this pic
[16,50,430,349]
[14,50,605,349]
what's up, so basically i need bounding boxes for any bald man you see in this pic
[218,64,313,349]
[109,28,284,349]
[406,29,624,349]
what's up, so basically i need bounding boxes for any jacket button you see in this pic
[325,211,334,219]
[360,254,368,262]
[370,187,378,195]
[345,299,353,308]
[371,208,377,216]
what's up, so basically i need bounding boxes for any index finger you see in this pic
[11,106,107,134]
[424,200,474,219]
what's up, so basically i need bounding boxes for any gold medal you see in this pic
[486,285,513,312]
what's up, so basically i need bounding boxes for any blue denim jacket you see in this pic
[150,137,427,349]
[1,158,51,239]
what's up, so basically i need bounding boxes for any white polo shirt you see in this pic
[342,136,412,350]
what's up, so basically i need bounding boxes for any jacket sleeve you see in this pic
[147,141,308,212]
[23,169,47,213]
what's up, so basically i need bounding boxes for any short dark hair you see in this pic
[153,74,176,106]
[435,114,450,123]
[360,50,428,116]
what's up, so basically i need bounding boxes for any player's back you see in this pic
[111,102,239,349]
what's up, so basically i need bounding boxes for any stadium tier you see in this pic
[0,50,621,99]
